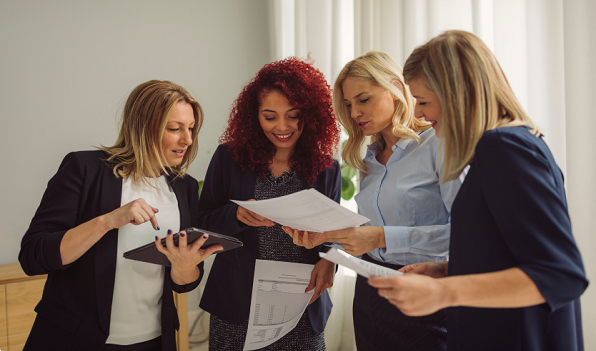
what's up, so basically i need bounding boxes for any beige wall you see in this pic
[564,0,596,347]
[0,0,270,264]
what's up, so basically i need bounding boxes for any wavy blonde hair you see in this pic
[333,51,428,176]
[100,80,203,186]
[403,30,539,183]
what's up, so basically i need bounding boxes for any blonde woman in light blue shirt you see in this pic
[285,51,462,351]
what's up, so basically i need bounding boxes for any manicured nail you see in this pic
[157,226,160,230]
[203,235,208,239]
[167,229,172,235]
[180,232,186,237]
[155,208,159,213]
[155,236,159,241]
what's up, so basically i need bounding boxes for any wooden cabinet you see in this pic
[0,263,189,351]
[0,263,46,351]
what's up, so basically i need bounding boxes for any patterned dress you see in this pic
[209,171,326,351]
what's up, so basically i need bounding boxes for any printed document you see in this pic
[232,188,370,232]
[244,260,315,350]
[320,248,404,278]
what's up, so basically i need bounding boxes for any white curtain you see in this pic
[268,1,596,350]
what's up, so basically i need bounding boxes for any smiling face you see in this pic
[258,90,303,155]
[161,101,195,167]
[408,78,443,136]
[341,77,397,138]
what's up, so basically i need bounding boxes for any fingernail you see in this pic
[203,235,208,239]
[157,226,160,230]
[155,208,159,213]
[180,232,186,237]
[155,236,159,241]
[167,229,172,235]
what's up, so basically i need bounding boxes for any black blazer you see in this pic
[448,127,588,351]
[19,150,204,351]
[198,144,341,334]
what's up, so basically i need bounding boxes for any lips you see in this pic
[357,121,369,129]
[273,132,293,141]
[172,149,186,157]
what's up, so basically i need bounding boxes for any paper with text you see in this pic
[320,248,404,278]
[243,260,315,350]
[232,188,370,232]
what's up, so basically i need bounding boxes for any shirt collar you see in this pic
[367,137,414,155]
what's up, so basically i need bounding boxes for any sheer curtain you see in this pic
[268,1,595,350]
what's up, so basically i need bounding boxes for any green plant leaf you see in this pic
[341,176,356,200]
[198,180,204,197]
[341,139,348,150]
[341,164,356,180]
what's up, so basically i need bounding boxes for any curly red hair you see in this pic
[220,57,340,185]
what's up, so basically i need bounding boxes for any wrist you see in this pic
[377,227,386,249]
[96,214,114,234]
[438,276,460,308]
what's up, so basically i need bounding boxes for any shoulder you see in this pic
[59,150,111,172]
[474,126,552,172]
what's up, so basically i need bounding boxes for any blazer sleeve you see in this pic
[197,145,247,236]
[19,152,84,275]
[477,131,588,312]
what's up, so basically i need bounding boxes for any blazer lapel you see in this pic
[169,175,191,230]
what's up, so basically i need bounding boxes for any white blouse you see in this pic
[106,175,180,345]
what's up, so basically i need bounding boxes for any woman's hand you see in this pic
[236,199,274,227]
[398,261,448,278]
[324,226,386,256]
[368,274,448,316]
[105,198,160,230]
[156,230,223,285]
[282,227,326,249]
[306,258,336,305]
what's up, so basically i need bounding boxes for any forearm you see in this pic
[440,267,546,309]
[60,214,112,265]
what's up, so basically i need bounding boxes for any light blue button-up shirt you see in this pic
[355,128,463,266]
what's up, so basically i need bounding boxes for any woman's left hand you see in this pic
[367,274,448,316]
[306,258,336,305]
[156,230,223,285]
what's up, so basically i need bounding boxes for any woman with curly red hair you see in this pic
[197,57,341,350]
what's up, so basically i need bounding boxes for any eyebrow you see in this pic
[167,121,195,126]
[261,107,300,113]
[344,92,368,102]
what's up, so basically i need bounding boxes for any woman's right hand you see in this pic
[398,261,448,278]
[105,198,160,231]
[236,199,274,227]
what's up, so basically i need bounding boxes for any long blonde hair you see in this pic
[403,30,539,183]
[100,80,203,186]
[333,51,428,176]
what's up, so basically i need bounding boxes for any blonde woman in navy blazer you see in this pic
[19,80,221,351]
[369,31,588,351]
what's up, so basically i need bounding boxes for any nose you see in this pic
[414,104,424,119]
[181,129,193,146]
[350,106,361,120]
[276,117,291,131]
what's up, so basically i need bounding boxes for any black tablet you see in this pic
[123,227,243,266]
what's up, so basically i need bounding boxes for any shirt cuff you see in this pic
[381,226,409,257]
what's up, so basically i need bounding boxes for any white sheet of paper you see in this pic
[320,248,404,278]
[243,259,315,351]
[232,188,370,232]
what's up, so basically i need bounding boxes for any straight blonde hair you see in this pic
[100,80,203,186]
[403,30,539,183]
[333,51,429,176]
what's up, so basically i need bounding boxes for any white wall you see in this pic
[0,0,270,265]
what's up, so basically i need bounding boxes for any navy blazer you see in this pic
[19,150,204,351]
[448,127,588,351]
[198,144,341,334]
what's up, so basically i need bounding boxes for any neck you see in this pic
[273,148,293,163]
[380,129,400,149]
